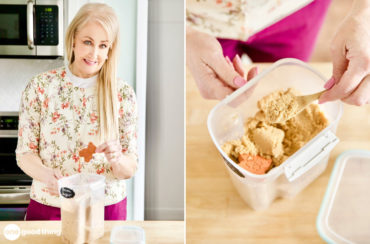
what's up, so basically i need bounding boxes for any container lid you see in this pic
[58,173,105,199]
[317,150,370,243]
[110,225,145,244]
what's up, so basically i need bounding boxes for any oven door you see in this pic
[0,186,30,220]
[0,114,32,220]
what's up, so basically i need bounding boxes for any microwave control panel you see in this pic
[0,116,19,130]
[35,6,59,45]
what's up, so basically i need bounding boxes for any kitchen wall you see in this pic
[107,0,136,87]
[0,59,64,111]
[105,0,139,221]
[145,0,184,220]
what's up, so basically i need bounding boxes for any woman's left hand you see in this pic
[96,139,123,163]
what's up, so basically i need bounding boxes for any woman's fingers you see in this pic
[341,75,370,106]
[53,168,63,179]
[96,140,123,162]
[105,151,121,163]
[46,187,59,196]
[194,62,234,100]
[232,54,245,78]
[322,8,370,106]
[225,56,233,67]
[96,140,121,153]
[246,66,258,81]
[45,181,59,196]
[319,59,367,103]
[330,36,348,84]
[207,54,247,89]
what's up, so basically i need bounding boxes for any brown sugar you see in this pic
[238,154,272,175]
[79,142,97,163]
[222,88,329,174]
[258,88,300,123]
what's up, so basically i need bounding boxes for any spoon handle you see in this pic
[305,90,326,103]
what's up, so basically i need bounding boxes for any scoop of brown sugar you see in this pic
[79,142,97,163]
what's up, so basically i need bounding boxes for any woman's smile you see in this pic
[83,58,98,66]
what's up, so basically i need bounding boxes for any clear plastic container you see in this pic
[207,58,343,210]
[58,173,106,244]
[110,226,146,244]
[317,150,370,243]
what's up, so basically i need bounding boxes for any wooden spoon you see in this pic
[262,90,326,123]
[283,90,326,122]
[296,90,326,111]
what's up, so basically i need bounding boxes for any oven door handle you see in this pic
[0,192,30,204]
[0,193,29,199]
[27,0,35,50]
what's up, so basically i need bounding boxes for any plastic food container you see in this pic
[207,58,343,210]
[317,150,370,243]
[110,226,146,244]
[58,173,106,244]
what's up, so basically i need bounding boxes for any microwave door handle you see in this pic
[27,0,35,50]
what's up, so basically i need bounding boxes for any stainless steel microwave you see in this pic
[0,0,63,57]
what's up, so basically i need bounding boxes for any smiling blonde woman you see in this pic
[15,3,138,221]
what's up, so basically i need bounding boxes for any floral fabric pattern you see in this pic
[186,0,313,41]
[16,66,138,207]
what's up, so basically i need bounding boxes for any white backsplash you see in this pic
[0,59,64,112]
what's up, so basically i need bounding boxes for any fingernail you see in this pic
[236,54,243,66]
[236,54,243,64]
[233,76,247,87]
[324,77,335,89]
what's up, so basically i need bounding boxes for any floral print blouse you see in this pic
[186,0,313,41]
[16,66,138,207]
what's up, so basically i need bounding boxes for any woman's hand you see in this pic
[45,168,63,196]
[96,140,137,179]
[96,139,123,163]
[319,0,370,105]
[187,27,257,100]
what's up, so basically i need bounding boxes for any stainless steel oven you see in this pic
[0,0,64,57]
[0,112,32,220]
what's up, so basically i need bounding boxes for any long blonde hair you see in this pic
[65,3,120,142]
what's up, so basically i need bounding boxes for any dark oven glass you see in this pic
[0,137,31,185]
[0,204,28,220]
[0,5,27,45]
[0,137,22,175]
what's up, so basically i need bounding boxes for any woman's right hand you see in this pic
[319,0,370,105]
[186,27,257,100]
[45,168,63,196]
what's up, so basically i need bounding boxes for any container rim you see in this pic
[207,58,343,180]
[58,173,106,190]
